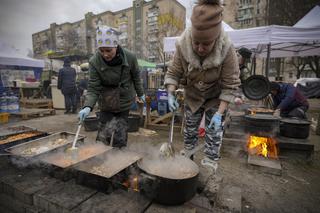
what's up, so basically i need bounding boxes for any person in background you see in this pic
[57,58,77,114]
[270,82,309,119]
[78,26,145,148]
[164,0,240,166]
[237,47,252,84]
[76,74,88,108]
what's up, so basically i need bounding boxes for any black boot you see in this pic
[64,110,70,114]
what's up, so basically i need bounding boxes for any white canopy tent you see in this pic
[294,5,320,28]
[0,41,44,68]
[164,6,320,58]
[164,21,234,53]
[164,25,320,58]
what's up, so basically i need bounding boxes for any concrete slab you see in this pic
[248,155,282,176]
[71,190,151,213]
[185,193,214,212]
[145,203,196,213]
[216,185,242,213]
[33,180,97,212]
[1,169,59,205]
[0,193,43,213]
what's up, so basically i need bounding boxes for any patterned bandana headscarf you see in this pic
[96,25,120,48]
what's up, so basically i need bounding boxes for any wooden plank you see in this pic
[151,112,173,124]
[11,108,55,120]
[147,123,181,132]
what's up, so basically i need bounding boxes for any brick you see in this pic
[247,155,282,176]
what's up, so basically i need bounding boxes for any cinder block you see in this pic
[247,155,282,176]
[1,170,59,205]
[0,193,42,213]
[34,180,97,213]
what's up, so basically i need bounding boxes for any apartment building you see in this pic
[223,0,268,29]
[32,0,186,63]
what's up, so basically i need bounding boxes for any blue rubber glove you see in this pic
[78,107,91,123]
[139,95,146,103]
[208,112,222,130]
[168,93,179,112]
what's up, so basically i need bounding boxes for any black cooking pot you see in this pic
[137,156,199,205]
[244,114,279,136]
[280,118,311,139]
[243,75,270,100]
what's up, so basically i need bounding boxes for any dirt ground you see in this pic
[2,98,320,213]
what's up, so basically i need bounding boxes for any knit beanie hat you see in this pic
[191,0,223,42]
[96,25,120,48]
[238,47,252,59]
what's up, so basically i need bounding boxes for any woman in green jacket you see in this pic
[79,26,145,148]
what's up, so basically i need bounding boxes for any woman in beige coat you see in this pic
[164,0,241,166]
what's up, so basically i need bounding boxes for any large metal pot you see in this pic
[137,156,199,205]
[280,118,311,139]
[243,75,270,100]
[244,114,280,135]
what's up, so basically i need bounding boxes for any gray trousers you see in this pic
[184,105,223,160]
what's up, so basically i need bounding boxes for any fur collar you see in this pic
[177,27,232,70]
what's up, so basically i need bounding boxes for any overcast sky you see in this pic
[0,0,194,56]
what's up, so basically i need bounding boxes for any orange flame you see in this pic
[122,175,139,192]
[247,135,278,159]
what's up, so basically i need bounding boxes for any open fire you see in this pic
[122,175,140,192]
[247,135,278,159]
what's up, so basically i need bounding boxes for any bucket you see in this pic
[128,115,141,132]
[83,116,99,131]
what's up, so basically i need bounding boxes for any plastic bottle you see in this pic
[7,92,19,113]
[0,92,8,113]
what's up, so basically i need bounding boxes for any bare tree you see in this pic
[287,57,307,79]
[306,56,320,78]
[268,1,319,79]
[268,0,319,26]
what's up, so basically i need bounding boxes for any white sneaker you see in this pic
[201,157,218,172]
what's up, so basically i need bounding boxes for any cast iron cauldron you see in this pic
[137,156,199,205]
[280,118,311,139]
[243,75,270,100]
[244,114,280,135]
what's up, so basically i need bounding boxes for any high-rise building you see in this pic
[32,0,186,63]
[223,0,268,29]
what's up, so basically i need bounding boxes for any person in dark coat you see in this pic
[78,25,145,148]
[270,82,309,119]
[57,58,77,114]
[237,47,252,84]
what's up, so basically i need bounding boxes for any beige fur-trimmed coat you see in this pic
[164,27,241,113]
